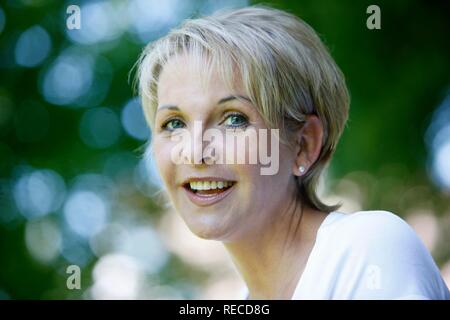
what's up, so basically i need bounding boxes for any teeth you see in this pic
[189,181,233,191]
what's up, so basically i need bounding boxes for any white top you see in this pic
[241,210,450,300]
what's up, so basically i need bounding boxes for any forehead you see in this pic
[157,54,243,105]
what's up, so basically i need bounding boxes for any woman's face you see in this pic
[152,54,298,241]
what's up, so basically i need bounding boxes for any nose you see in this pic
[174,120,208,166]
[191,120,206,165]
[181,120,223,166]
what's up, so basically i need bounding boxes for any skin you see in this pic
[152,54,329,299]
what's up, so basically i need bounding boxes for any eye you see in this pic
[223,113,249,128]
[162,118,185,131]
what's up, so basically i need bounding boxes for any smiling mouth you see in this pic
[183,180,236,195]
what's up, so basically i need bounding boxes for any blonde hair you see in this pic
[136,5,349,213]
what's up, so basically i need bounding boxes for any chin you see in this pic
[180,213,235,241]
[186,224,228,240]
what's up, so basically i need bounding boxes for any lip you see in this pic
[181,176,236,207]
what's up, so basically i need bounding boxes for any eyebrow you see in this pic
[156,95,251,112]
[156,105,180,112]
[218,95,251,104]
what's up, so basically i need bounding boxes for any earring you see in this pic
[299,165,306,175]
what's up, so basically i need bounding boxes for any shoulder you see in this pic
[326,210,419,249]
[328,209,408,231]
[318,210,450,299]
[325,210,432,264]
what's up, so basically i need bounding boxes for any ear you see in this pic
[292,114,324,176]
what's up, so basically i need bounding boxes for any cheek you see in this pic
[231,164,289,224]
[232,163,272,199]
[221,132,261,164]
[152,137,176,186]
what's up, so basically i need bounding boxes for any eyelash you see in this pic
[160,112,249,132]
[219,112,249,130]
[161,117,185,131]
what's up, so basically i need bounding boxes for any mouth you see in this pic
[182,178,236,207]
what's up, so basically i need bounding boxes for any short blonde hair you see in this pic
[136,5,349,213]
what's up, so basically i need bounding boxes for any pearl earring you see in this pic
[299,165,306,175]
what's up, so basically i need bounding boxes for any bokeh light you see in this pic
[66,1,125,45]
[63,190,109,239]
[59,230,93,267]
[25,217,62,264]
[41,48,94,106]
[121,98,150,141]
[127,0,185,43]
[90,253,143,299]
[13,168,66,220]
[426,89,450,191]
[115,225,169,274]
[14,25,51,68]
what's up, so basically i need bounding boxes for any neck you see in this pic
[223,196,328,300]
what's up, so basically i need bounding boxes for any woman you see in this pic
[135,6,450,299]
